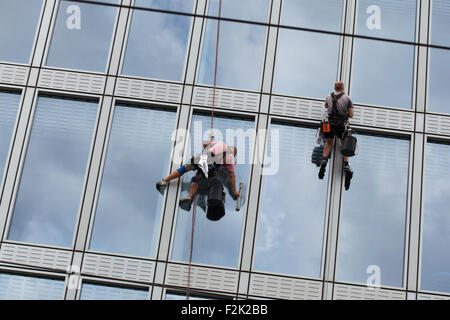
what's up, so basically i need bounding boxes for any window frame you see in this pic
[3,90,102,249]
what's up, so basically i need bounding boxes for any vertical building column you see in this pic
[406,0,430,293]
[261,0,281,96]
[184,0,207,86]
[238,113,269,294]
[72,2,131,251]
[156,104,191,262]
[407,133,425,293]
[31,0,58,68]
[322,0,356,300]
[415,0,430,114]
[339,0,356,87]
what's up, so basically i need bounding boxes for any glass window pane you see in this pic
[89,106,176,257]
[428,48,450,114]
[0,92,21,184]
[197,20,266,91]
[171,115,254,268]
[80,283,148,300]
[208,0,270,23]
[355,0,417,42]
[45,0,118,72]
[273,29,340,99]
[121,10,192,81]
[253,124,328,278]
[8,96,98,247]
[134,0,195,13]
[165,293,215,300]
[281,0,343,32]
[351,39,414,109]
[421,142,450,294]
[431,0,450,46]
[0,0,43,64]
[336,135,409,287]
[0,273,64,300]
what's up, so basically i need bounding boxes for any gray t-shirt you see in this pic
[325,92,354,117]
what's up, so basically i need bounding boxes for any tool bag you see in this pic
[341,129,358,157]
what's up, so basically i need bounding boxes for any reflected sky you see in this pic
[89,106,176,257]
[350,38,414,108]
[46,1,117,72]
[134,0,195,13]
[80,283,149,300]
[431,0,450,46]
[281,0,343,32]
[121,10,192,81]
[356,0,416,42]
[171,115,254,268]
[0,92,21,184]
[166,293,214,300]
[253,124,328,278]
[0,273,64,300]
[428,48,450,114]
[8,97,98,247]
[421,142,450,294]
[0,0,43,64]
[336,135,410,287]
[208,0,270,23]
[197,19,266,91]
[273,29,340,99]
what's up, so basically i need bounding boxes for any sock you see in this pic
[344,161,349,167]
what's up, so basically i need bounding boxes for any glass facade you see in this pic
[0,0,44,64]
[0,0,448,300]
[8,97,98,247]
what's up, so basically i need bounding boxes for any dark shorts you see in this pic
[323,123,346,140]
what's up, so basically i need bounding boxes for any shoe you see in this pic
[318,160,327,179]
[179,197,193,211]
[156,180,168,195]
[344,165,353,190]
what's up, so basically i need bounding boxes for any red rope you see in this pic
[186,194,197,300]
[209,0,222,141]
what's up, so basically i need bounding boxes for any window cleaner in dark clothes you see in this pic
[156,141,240,211]
[319,81,355,190]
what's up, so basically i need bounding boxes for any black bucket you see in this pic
[341,135,357,157]
[311,145,324,167]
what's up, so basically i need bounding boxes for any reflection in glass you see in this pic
[428,48,450,114]
[356,0,416,42]
[197,20,266,91]
[336,135,409,287]
[121,10,192,81]
[0,273,64,300]
[171,115,254,268]
[281,0,343,32]
[0,0,43,64]
[208,0,270,23]
[89,106,176,257]
[0,92,21,184]
[421,142,450,293]
[46,0,117,72]
[80,283,148,300]
[431,0,450,46]
[273,29,340,99]
[8,97,98,247]
[134,0,195,13]
[253,124,328,278]
[351,39,414,108]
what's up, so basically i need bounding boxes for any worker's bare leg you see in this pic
[164,164,194,182]
[180,178,199,211]
[319,138,333,179]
